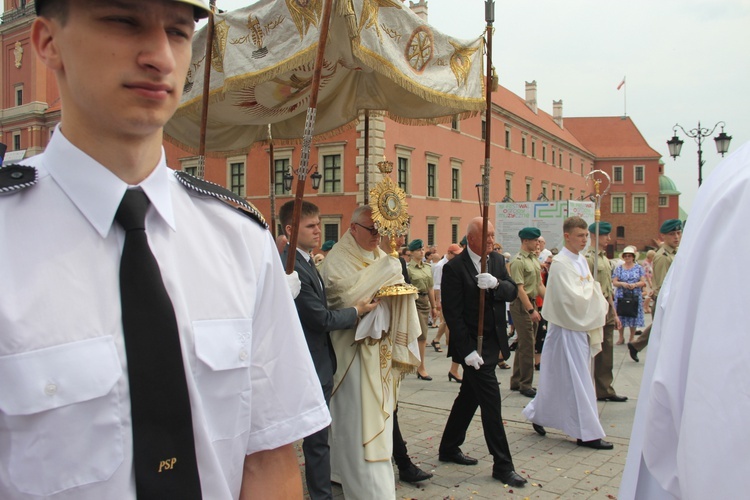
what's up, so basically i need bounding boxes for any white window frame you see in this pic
[632,195,647,214]
[226,155,247,198]
[317,142,346,194]
[611,195,625,213]
[613,165,624,184]
[634,165,645,184]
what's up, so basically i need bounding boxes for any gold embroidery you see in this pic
[449,40,480,87]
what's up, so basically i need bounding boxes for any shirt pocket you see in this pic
[0,336,124,497]
[193,319,253,441]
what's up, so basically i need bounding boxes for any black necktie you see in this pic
[308,256,323,292]
[116,189,202,499]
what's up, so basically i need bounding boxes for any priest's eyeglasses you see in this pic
[354,222,379,236]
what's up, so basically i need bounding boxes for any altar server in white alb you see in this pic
[620,141,750,500]
[522,216,612,450]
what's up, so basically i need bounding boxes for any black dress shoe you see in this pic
[438,450,478,466]
[448,372,462,383]
[532,423,546,436]
[492,469,527,487]
[398,463,433,483]
[598,394,628,402]
[577,438,614,450]
[627,343,639,362]
[519,388,537,398]
[417,372,433,381]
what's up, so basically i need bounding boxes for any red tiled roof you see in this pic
[564,116,661,159]
[493,85,592,155]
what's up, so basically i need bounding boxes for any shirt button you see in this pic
[239,349,248,361]
[45,383,58,396]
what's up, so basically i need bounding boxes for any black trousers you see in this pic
[439,361,515,473]
[302,379,333,500]
[392,406,411,471]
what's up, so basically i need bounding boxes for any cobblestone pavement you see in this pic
[297,324,649,499]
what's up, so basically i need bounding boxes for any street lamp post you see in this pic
[667,121,732,186]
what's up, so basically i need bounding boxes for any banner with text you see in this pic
[495,201,595,257]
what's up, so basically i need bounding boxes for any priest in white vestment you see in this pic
[319,206,421,500]
[522,216,612,449]
[620,141,750,500]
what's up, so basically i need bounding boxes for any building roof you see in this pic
[659,174,681,195]
[493,85,591,155]
[564,116,661,159]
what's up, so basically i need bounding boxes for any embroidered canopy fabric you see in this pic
[165,0,486,153]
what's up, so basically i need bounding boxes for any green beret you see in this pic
[588,221,612,235]
[460,236,467,246]
[407,239,423,251]
[660,219,682,233]
[321,240,335,251]
[518,227,541,240]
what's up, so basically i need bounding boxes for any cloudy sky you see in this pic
[208,0,748,212]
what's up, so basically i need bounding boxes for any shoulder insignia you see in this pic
[174,170,268,229]
[0,164,38,193]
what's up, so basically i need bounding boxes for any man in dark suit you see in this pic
[438,217,527,488]
[279,201,376,500]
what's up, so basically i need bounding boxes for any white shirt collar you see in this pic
[296,247,312,263]
[42,125,176,238]
[466,245,484,272]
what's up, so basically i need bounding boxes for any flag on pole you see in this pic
[617,76,626,90]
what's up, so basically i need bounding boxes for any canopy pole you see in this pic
[268,125,277,237]
[477,0,494,357]
[197,9,215,179]
[363,110,370,205]
[285,0,335,274]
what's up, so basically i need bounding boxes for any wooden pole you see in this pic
[197,10,215,179]
[285,0,335,274]
[477,0,494,357]
[363,110,370,205]
[268,125,277,237]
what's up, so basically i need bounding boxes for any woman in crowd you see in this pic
[407,239,438,380]
[613,246,647,344]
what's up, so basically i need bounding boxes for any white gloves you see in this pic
[476,273,498,290]
[286,270,301,299]
[464,350,485,370]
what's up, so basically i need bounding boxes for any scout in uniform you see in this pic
[509,227,545,397]
[586,222,628,402]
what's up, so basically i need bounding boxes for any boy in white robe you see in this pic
[522,216,612,449]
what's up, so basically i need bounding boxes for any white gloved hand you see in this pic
[476,273,498,290]
[464,350,485,370]
[286,270,301,299]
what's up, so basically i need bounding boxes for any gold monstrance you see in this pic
[370,160,418,298]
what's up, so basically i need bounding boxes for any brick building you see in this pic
[0,0,677,253]
[565,116,679,252]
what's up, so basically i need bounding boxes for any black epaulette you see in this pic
[174,170,268,229]
[0,164,38,194]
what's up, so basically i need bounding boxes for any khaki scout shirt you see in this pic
[652,244,677,297]
[407,260,433,294]
[510,250,541,299]
[586,249,614,298]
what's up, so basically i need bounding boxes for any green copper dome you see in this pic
[659,175,681,195]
